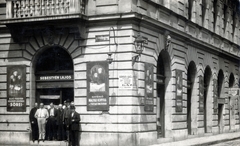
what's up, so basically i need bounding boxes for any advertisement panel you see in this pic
[7,65,26,112]
[199,76,204,113]
[144,63,154,112]
[87,61,109,111]
[175,69,183,112]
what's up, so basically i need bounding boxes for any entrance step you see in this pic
[157,137,173,144]
[30,141,68,146]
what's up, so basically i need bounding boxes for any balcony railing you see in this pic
[6,0,85,19]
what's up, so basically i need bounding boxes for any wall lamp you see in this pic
[106,27,117,64]
[132,34,148,65]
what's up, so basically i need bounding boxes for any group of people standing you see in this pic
[29,100,80,146]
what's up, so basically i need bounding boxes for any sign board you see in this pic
[175,69,183,112]
[95,35,109,42]
[36,75,73,81]
[87,61,109,111]
[7,65,26,112]
[40,95,60,99]
[144,63,154,112]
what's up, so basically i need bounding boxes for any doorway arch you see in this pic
[203,66,212,133]
[156,50,171,138]
[33,46,74,106]
[187,61,197,135]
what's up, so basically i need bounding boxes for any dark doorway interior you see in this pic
[204,66,211,133]
[157,55,165,138]
[35,46,74,106]
[187,62,196,135]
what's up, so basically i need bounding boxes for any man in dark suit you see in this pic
[56,104,64,141]
[48,103,58,140]
[69,105,80,146]
[29,103,39,142]
[63,99,71,141]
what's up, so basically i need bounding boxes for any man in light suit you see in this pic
[69,105,80,146]
[34,103,49,142]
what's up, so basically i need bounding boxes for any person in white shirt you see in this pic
[34,103,49,143]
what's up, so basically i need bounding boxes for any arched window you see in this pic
[188,0,193,20]
[213,0,218,32]
[202,0,207,26]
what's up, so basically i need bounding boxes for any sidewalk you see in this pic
[149,131,240,146]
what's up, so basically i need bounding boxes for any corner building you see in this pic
[0,0,240,145]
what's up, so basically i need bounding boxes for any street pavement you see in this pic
[149,131,240,146]
[211,139,240,146]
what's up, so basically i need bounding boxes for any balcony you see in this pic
[2,0,86,24]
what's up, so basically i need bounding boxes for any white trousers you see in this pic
[37,118,46,140]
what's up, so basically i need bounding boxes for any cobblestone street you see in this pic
[210,139,240,146]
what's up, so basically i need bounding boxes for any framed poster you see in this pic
[175,69,183,112]
[213,79,218,114]
[7,65,26,112]
[199,75,204,113]
[144,63,154,112]
[87,61,109,111]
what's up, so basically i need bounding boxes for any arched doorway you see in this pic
[34,46,74,106]
[187,61,197,135]
[156,50,171,138]
[204,66,212,133]
[217,70,224,133]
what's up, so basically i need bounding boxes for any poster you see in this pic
[213,79,218,114]
[87,61,109,111]
[144,63,154,112]
[118,72,137,90]
[7,65,26,112]
[175,69,183,112]
[199,76,204,113]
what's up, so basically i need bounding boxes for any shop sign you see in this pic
[175,69,183,112]
[37,75,73,81]
[7,65,26,112]
[144,63,154,112]
[199,76,204,113]
[87,61,109,111]
[118,72,137,90]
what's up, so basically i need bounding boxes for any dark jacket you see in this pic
[69,111,80,131]
[56,108,64,125]
[29,107,38,124]
[48,107,57,118]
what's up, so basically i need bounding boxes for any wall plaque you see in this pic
[87,61,109,111]
[7,65,26,112]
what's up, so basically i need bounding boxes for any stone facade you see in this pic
[0,0,239,146]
